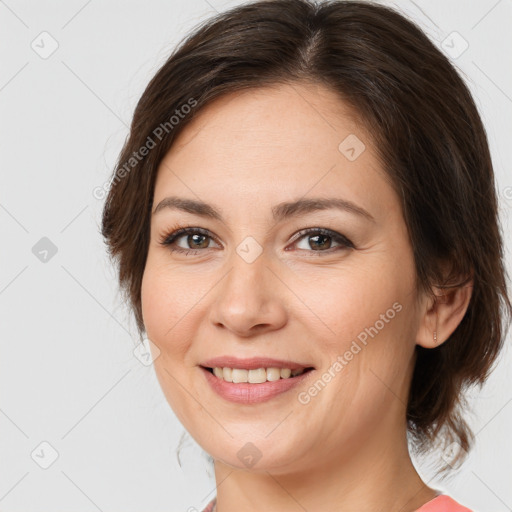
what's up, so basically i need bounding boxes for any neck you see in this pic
[211,422,438,512]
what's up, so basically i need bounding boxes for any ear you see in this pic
[416,279,473,349]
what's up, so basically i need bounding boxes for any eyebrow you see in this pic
[152,196,375,223]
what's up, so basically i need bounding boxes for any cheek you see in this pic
[310,268,406,343]
[140,264,196,415]
[140,262,192,354]
[141,257,220,364]
[141,265,167,339]
[307,257,418,391]
[306,267,417,421]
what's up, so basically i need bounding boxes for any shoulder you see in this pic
[199,494,472,512]
[415,494,473,512]
[199,496,216,512]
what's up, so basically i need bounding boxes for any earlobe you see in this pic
[416,281,473,349]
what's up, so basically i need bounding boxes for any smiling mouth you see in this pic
[202,365,315,383]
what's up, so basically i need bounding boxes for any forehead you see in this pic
[166,82,368,161]
[153,82,392,220]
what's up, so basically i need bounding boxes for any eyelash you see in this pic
[158,224,355,257]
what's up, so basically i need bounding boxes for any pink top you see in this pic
[415,494,473,511]
[201,494,473,511]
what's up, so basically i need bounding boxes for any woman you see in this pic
[101,1,511,510]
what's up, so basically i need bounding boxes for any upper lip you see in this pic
[200,356,314,371]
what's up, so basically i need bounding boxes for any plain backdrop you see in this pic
[1,1,511,511]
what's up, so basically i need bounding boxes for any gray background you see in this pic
[1,0,511,511]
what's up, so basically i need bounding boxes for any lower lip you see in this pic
[200,366,315,404]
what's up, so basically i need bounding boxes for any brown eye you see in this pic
[291,228,354,253]
[160,227,220,254]
[159,226,354,256]
[183,233,210,249]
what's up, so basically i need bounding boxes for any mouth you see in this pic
[200,365,315,383]
[199,363,316,404]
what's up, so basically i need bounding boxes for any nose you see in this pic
[208,253,288,337]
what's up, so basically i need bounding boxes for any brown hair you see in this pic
[101,0,512,471]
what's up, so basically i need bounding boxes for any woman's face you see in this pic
[141,83,425,474]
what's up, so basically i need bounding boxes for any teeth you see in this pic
[281,368,292,378]
[211,366,307,383]
[232,368,249,383]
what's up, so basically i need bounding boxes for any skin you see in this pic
[140,82,472,512]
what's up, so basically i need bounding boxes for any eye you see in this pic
[158,226,220,255]
[289,227,354,255]
[158,225,355,256]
